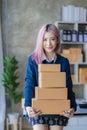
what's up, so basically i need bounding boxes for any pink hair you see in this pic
[32,24,60,64]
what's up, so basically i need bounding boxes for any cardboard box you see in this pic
[69,48,82,54]
[61,53,83,62]
[38,64,60,72]
[71,74,76,83]
[79,68,87,83]
[35,87,67,99]
[76,54,83,62]
[32,99,70,114]
[79,68,87,75]
[62,49,70,54]
[79,74,87,83]
[39,72,66,88]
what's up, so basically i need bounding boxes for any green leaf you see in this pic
[14,92,23,104]
[1,55,22,105]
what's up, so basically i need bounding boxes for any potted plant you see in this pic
[1,55,22,123]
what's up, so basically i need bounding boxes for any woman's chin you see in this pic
[46,49,54,53]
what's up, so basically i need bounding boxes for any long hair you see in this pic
[32,24,60,64]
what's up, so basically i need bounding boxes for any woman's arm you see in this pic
[65,58,77,111]
[24,56,35,107]
[24,56,42,117]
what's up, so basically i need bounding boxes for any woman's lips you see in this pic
[46,47,53,49]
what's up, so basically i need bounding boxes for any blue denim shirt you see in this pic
[24,54,77,111]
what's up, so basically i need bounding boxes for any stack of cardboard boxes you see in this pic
[61,47,83,84]
[61,48,83,63]
[32,64,70,114]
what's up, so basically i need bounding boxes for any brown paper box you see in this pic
[38,64,60,72]
[69,48,82,54]
[39,72,66,88]
[79,68,87,74]
[32,99,70,114]
[39,72,66,87]
[62,49,70,54]
[35,87,67,99]
[61,53,83,62]
[79,74,87,83]
[79,68,87,83]
[71,74,76,83]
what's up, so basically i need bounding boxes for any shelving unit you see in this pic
[55,21,87,130]
[55,21,87,112]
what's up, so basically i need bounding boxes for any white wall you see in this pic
[0,21,6,130]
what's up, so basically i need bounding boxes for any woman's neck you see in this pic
[45,52,55,61]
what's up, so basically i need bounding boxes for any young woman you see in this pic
[24,24,77,130]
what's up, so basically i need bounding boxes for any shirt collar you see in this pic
[42,53,57,63]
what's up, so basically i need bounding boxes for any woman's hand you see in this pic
[26,106,42,117]
[61,108,75,118]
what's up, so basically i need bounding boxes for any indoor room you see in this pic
[0,0,87,130]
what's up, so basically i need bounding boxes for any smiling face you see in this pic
[43,31,58,57]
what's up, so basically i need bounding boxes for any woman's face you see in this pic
[43,31,58,55]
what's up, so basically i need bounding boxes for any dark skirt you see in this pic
[27,115,69,126]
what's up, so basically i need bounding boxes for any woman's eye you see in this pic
[51,38,55,41]
[43,39,47,41]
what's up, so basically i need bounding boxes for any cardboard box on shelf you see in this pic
[32,99,70,114]
[62,49,70,54]
[69,48,82,54]
[35,87,67,99]
[79,68,87,83]
[38,64,60,72]
[61,53,83,62]
[79,74,87,83]
[76,54,83,62]
[39,72,66,88]
[71,74,76,83]
[79,68,87,74]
